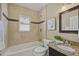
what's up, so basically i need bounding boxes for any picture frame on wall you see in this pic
[47,17,56,31]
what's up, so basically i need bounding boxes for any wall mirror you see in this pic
[59,5,79,33]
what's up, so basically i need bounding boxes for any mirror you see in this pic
[59,5,79,33]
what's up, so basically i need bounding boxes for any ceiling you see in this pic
[16,3,46,11]
[15,3,72,12]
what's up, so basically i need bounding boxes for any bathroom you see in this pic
[0,3,79,56]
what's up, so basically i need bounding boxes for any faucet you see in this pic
[63,40,71,46]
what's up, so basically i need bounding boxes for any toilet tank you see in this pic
[43,39,52,48]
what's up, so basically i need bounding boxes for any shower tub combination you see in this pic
[2,41,43,56]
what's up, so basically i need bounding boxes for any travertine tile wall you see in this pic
[8,4,40,47]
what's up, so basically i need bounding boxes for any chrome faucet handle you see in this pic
[63,40,71,46]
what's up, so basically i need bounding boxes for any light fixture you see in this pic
[61,3,73,11]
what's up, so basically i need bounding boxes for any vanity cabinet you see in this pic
[49,47,66,56]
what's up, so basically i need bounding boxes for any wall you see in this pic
[40,6,47,40]
[40,3,79,42]
[8,4,40,47]
[40,4,62,40]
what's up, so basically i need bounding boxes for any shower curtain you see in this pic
[0,20,5,50]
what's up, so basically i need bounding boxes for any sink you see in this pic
[57,45,75,53]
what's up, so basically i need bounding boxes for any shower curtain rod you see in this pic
[3,13,45,24]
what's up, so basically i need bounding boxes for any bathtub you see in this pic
[2,41,43,56]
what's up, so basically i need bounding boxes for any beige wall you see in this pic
[40,3,79,42]
[8,4,40,47]
[6,3,79,47]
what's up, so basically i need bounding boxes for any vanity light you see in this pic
[61,6,66,11]
[61,3,73,12]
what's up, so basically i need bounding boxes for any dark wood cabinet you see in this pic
[49,47,66,56]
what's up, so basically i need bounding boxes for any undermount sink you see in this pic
[57,45,76,53]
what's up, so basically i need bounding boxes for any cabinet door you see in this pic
[49,47,66,56]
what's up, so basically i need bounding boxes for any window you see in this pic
[19,15,30,31]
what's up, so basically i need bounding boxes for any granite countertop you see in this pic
[48,43,79,56]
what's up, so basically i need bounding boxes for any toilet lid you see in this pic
[34,46,47,52]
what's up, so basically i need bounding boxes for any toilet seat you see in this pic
[33,39,52,56]
[34,46,47,53]
[33,46,47,56]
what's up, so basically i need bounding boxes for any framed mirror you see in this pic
[59,5,79,33]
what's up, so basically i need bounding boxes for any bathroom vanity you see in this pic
[49,47,66,56]
[48,43,79,56]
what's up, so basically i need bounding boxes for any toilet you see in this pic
[33,39,52,56]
